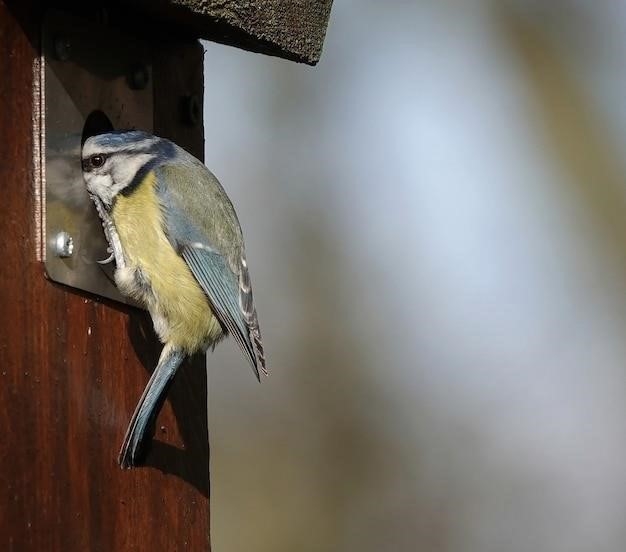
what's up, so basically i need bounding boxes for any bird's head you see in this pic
[81,130,175,206]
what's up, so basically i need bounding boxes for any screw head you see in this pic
[128,63,150,90]
[54,232,74,258]
[53,36,71,61]
[181,95,201,126]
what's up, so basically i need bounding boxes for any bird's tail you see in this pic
[118,344,185,469]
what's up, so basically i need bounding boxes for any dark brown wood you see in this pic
[0,2,209,550]
[127,0,334,65]
[153,40,205,160]
[30,1,333,64]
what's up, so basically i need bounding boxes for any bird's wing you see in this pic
[154,162,266,379]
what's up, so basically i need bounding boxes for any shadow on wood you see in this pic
[127,310,210,498]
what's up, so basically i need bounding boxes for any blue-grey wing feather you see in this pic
[153,158,266,378]
[182,245,262,379]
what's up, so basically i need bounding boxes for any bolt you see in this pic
[181,95,201,126]
[54,232,74,258]
[128,63,150,90]
[54,36,71,61]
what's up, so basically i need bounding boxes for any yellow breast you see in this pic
[110,171,223,352]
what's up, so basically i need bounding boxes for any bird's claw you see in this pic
[97,247,115,265]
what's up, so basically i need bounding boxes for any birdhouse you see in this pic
[0,1,332,550]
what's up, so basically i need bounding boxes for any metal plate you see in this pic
[43,11,153,304]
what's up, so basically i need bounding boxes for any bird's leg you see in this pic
[90,194,126,269]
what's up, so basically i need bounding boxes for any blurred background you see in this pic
[202,1,626,550]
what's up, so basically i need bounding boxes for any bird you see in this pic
[81,130,266,468]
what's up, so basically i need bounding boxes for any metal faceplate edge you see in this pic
[42,10,153,305]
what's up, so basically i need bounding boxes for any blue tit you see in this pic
[81,130,267,468]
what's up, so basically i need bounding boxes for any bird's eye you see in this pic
[90,154,106,168]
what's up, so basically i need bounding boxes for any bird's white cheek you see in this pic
[85,174,114,205]
[111,153,155,194]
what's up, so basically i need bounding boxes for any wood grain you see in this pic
[0,2,209,549]
[127,0,334,65]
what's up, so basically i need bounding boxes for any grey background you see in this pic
[203,1,626,550]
